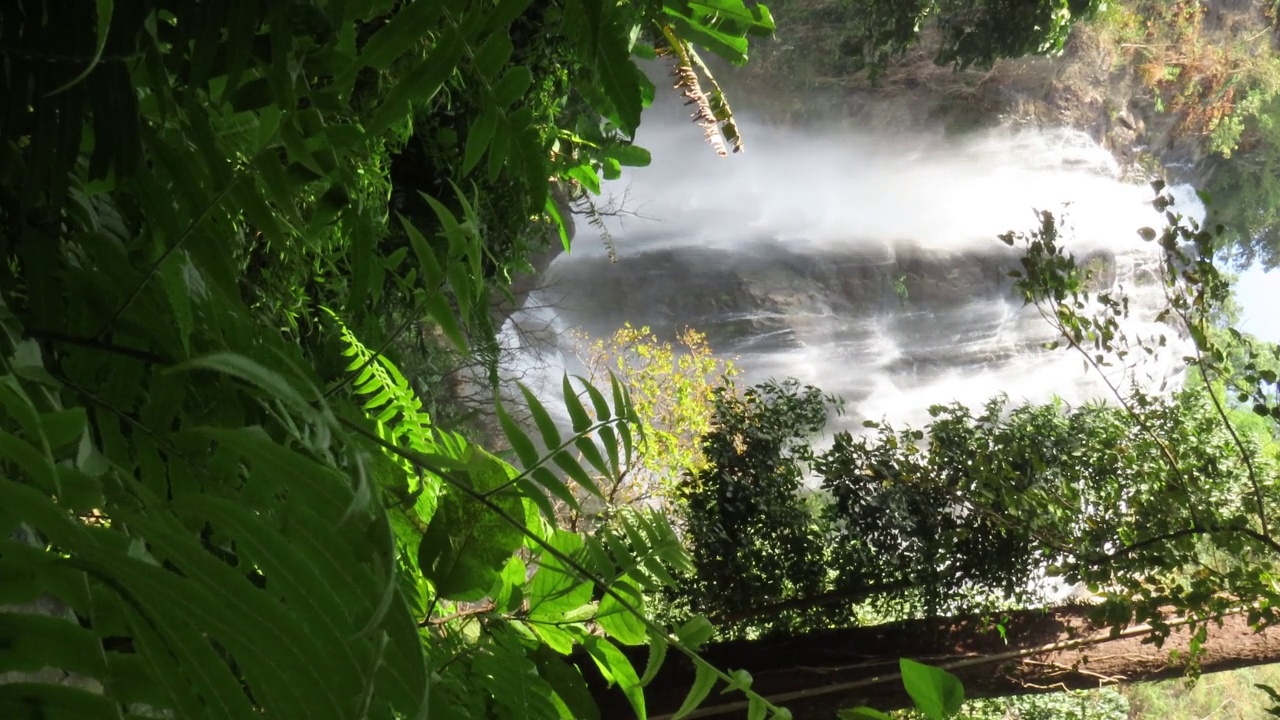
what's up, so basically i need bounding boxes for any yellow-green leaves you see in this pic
[331,311,442,534]
[574,324,734,506]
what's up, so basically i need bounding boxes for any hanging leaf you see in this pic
[493,66,534,107]
[47,0,114,96]
[566,163,602,194]
[463,109,500,176]
[368,30,467,136]
[900,659,964,720]
[169,353,322,425]
[496,399,540,469]
[473,31,515,81]
[675,616,715,649]
[672,659,717,719]
[530,465,579,511]
[552,450,604,500]
[357,0,448,72]
[562,375,593,432]
[640,633,668,686]
[584,636,645,719]
[604,144,652,167]
[533,648,603,720]
[545,196,572,252]
[519,384,564,451]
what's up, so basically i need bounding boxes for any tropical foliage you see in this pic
[568,323,737,524]
[677,379,1279,639]
[677,378,837,632]
[1002,186,1280,647]
[0,0,809,718]
[9,0,1280,717]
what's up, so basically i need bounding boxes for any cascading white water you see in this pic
[499,117,1202,433]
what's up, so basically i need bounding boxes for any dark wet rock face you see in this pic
[530,238,1131,416]
[543,239,1088,349]
[502,217,1176,434]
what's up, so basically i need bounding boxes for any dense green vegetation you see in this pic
[6,0,1280,719]
[0,1,791,718]
[755,0,1102,79]
[1086,0,1280,269]
[646,193,1280,717]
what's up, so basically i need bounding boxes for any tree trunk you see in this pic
[588,605,1280,719]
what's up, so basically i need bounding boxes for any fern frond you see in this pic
[327,310,433,446]
[326,309,444,528]
[590,507,692,590]
[473,627,563,720]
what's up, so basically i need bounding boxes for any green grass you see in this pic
[887,664,1280,719]
[1124,663,1280,719]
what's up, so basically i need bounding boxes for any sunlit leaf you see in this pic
[596,577,646,645]
[900,659,964,720]
[672,659,717,719]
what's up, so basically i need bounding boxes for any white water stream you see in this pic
[499,118,1203,433]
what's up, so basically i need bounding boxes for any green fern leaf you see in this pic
[418,447,525,601]
[672,660,718,720]
[583,636,645,719]
[552,450,604,500]
[519,384,564,451]
[528,530,593,621]
[640,632,667,686]
[561,376,593,432]
[595,576,646,645]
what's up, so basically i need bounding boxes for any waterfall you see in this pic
[498,118,1202,434]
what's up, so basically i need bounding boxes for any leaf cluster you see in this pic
[676,189,1280,653]
[570,323,737,524]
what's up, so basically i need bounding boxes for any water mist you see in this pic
[500,117,1202,434]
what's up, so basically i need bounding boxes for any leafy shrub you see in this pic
[571,323,737,517]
